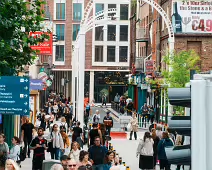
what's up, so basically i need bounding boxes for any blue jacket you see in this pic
[103,163,112,170]
[157,138,174,160]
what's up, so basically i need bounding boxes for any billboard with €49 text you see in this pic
[172,0,212,33]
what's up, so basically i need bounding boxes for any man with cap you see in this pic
[103,111,113,136]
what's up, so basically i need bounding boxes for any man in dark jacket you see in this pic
[88,136,108,170]
[157,131,174,170]
[103,111,113,136]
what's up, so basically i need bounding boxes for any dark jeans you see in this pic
[32,154,45,170]
[160,159,171,170]
[129,131,137,140]
[92,164,104,170]
[142,114,148,128]
[50,148,61,160]
[149,114,155,124]
[24,137,32,157]
[106,127,111,136]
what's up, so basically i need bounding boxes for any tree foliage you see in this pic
[0,0,48,76]
[162,50,200,88]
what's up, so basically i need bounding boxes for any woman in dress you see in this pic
[136,131,154,170]
[151,128,160,169]
[68,142,81,163]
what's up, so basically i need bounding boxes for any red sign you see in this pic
[30,32,52,55]
[145,60,154,75]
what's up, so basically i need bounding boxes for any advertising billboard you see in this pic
[171,0,212,33]
[30,32,53,55]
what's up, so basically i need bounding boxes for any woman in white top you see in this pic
[8,137,20,163]
[136,131,154,170]
[68,141,81,163]
[49,124,64,160]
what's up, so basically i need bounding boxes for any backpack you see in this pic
[60,123,67,132]
[19,146,26,161]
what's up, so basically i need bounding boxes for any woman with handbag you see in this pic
[129,113,138,140]
[136,131,154,170]
[48,124,65,160]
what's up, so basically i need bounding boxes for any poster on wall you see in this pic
[29,96,35,123]
[171,0,212,33]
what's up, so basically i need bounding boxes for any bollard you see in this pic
[126,166,130,170]
[123,162,126,166]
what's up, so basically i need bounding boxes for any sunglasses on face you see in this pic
[68,164,77,167]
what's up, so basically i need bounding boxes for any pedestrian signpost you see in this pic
[0,76,30,115]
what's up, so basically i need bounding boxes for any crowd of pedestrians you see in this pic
[136,124,186,170]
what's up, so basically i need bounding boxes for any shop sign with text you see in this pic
[30,32,52,55]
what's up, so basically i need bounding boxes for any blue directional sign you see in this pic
[0,76,30,115]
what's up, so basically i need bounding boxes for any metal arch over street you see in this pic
[71,0,175,123]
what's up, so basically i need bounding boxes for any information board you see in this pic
[0,76,30,115]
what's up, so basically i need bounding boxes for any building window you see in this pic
[55,45,65,62]
[95,46,103,62]
[95,26,104,41]
[108,4,116,17]
[73,24,80,41]
[120,25,128,41]
[56,24,65,41]
[120,4,129,20]
[73,3,82,21]
[107,46,115,62]
[56,3,65,20]
[107,25,116,41]
[119,46,128,62]
[96,4,104,13]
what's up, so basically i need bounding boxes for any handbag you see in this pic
[47,132,53,152]
[127,123,131,131]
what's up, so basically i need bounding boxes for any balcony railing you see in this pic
[135,57,144,70]
[136,27,149,41]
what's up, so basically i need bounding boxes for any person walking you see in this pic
[8,137,21,164]
[21,117,34,158]
[157,131,174,170]
[175,133,185,170]
[129,113,138,140]
[49,124,65,160]
[103,112,113,136]
[30,127,47,170]
[60,130,71,156]
[149,105,155,124]
[88,123,103,147]
[72,122,83,148]
[151,128,160,169]
[88,136,108,170]
[103,151,115,170]
[5,159,20,170]
[0,133,9,169]
[77,150,92,167]
[68,142,81,163]
[92,110,100,124]
[102,94,107,107]
[140,103,149,128]
[60,117,68,134]
[136,131,154,170]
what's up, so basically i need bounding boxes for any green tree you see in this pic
[162,50,200,115]
[162,50,200,88]
[0,0,48,76]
